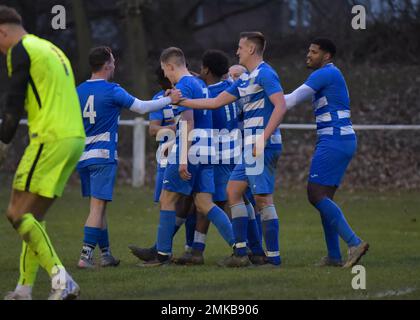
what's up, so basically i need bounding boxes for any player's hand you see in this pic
[167,89,183,104]
[252,136,265,158]
[169,124,177,132]
[179,164,191,181]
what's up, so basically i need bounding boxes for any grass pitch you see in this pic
[0,184,419,300]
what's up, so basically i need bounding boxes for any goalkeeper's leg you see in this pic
[4,221,45,300]
[6,190,79,300]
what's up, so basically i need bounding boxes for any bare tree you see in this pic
[72,0,93,82]
[119,0,149,99]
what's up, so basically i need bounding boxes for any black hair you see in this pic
[311,38,336,58]
[202,50,229,78]
[89,46,112,73]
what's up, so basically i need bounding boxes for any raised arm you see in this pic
[284,84,315,110]
[180,91,237,110]
[129,90,182,115]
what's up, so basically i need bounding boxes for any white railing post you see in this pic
[132,117,146,187]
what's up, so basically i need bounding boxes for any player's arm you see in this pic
[178,109,194,180]
[254,92,287,157]
[0,43,29,144]
[149,120,176,137]
[284,84,315,110]
[149,119,162,137]
[150,119,176,160]
[265,92,287,139]
[129,90,181,115]
[253,69,287,156]
[180,91,237,110]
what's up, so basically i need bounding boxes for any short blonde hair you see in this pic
[160,47,186,66]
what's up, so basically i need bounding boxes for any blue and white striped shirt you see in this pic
[226,62,283,150]
[76,79,135,168]
[305,63,356,140]
[209,80,240,165]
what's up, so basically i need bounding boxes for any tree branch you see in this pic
[307,0,334,24]
[181,0,206,26]
[192,0,278,32]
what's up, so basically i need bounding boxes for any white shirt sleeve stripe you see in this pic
[85,132,111,145]
[79,149,110,162]
[244,117,264,129]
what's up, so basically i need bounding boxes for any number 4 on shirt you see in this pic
[83,95,97,124]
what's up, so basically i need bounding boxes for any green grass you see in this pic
[0,185,419,300]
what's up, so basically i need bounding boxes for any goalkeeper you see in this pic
[1,5,85,300]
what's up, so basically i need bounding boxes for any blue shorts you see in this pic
[230,148,282,195]
[153,167,166,203]
[78,164,117,201]
[309,138,357,187]
[213,164,235,202]
[162,163,215,196]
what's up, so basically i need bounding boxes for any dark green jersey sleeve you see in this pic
[0,41,29,144]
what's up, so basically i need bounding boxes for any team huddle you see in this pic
[0,5,369,300]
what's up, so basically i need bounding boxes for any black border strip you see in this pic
[28,76,42,109]
[25,144,44,192]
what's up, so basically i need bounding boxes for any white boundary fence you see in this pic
[2,119,420,187]
[124,119,420,187]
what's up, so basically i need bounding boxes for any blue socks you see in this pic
[255,212,263,244]
[84,226,100,248]
[82,226,102,260]
[261,205,281,265]
[151,216,186,251]
[192,231,207,252]
[230,203,249,256]
[99,228,110,255]
[156,210,176,255]
[83,227,113,258]
[246,203,265,256]
[320,215,342,260]
[207,206,235,247]
[185,213,196,250]
[315,198,361,248]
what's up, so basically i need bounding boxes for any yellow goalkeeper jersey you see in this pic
[6,34,85,143]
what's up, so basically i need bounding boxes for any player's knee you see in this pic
[5,207,21,228]
[254,195,272,210]
[307,191,316,206]
[159,191,173,208]
[227,187,242,204]
[194,202,206,215]
[194,196,213,215]
[307,188,323,207]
